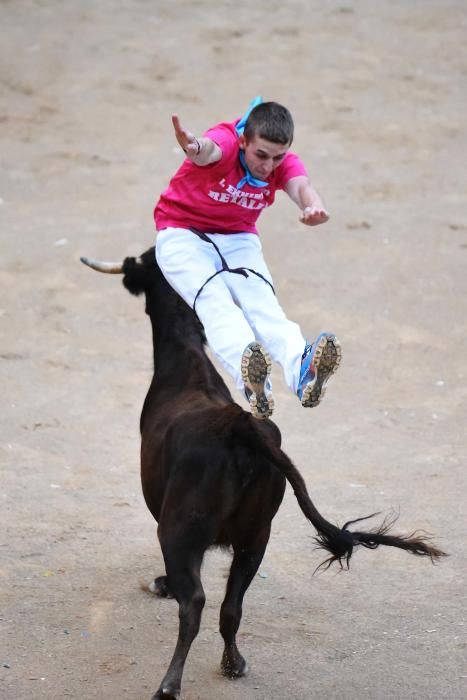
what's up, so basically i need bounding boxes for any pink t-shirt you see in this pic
[154,120,307,234]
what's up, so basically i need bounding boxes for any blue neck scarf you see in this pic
[235,96,269,190]
[237,150,268,189]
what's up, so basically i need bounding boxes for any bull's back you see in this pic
[141,402,286,546]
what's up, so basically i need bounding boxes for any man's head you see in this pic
[239,102,294,180]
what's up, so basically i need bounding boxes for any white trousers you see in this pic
[155,227,306,394]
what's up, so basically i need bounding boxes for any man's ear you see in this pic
[238,134,246,150]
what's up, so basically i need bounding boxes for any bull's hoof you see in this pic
[149,576,174,599]
[151,686,180,700]
[221,649,249,678]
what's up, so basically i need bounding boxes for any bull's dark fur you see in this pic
[114,248,445,699]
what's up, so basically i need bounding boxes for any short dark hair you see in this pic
[244,102,294,145]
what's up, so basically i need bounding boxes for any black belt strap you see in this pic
[189,228,275,317]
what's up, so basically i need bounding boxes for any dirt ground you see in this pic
[1,1,466,698]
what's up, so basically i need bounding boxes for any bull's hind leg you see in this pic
[151,538,206,700]
[219,528,270,678]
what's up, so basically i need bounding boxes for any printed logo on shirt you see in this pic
[208,179,271,210]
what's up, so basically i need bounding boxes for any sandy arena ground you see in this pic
[1,1,466,698]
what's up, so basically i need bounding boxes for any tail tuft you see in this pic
[314,511,448,572]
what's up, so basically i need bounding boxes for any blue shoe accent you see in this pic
[297,333,342,408]
[241,342,274,420]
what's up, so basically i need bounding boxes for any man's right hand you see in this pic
[172,114,201,156]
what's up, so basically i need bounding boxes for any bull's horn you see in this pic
[80,256,124,274]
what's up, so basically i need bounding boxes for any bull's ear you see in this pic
[122,256,149,296]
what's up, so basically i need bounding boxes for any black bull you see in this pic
[82,248,446,700]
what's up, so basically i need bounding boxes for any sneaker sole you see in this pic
[241,342,274,420]
[301,334,342,408]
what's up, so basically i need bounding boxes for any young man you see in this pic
[154,98,341,419]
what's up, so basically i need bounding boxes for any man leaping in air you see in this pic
[153,97,341,419]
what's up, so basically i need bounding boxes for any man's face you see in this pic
[239,134,289,180]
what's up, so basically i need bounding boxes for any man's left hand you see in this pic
[300,206,330,226]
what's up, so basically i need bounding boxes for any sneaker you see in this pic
[241,342,274,420]
[297,333,342,408]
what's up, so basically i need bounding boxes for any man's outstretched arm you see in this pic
[172,114,222,166]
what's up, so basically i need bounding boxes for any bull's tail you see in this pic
[312,511,447,571]
[235,411,447,569]
[270,441,446,570]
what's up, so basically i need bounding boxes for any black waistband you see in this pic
[189,228,275,318]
